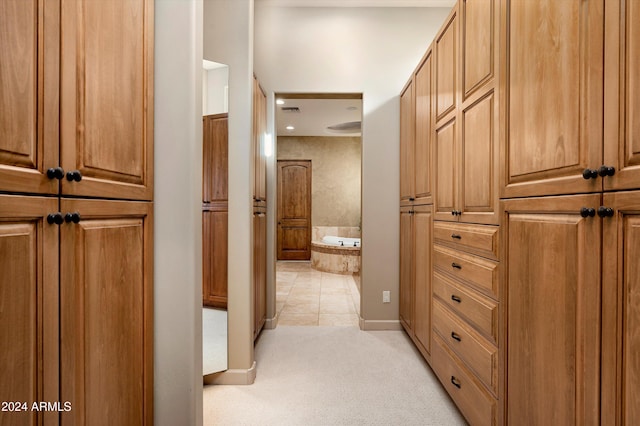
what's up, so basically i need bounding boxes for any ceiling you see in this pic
[275,97,363,137]
[256,0,455,6]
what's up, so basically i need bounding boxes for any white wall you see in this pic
[155,0,203,424]
[204,66,229,115]
[255,6,450,324]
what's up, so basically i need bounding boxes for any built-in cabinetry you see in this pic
[253,76,267,339]
[0,0,154,423]
[203,113,229,309]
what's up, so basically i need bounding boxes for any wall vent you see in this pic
[281,106,300,112]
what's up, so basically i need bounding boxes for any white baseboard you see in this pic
[264,314,278,329]
[359,319,402,331]
[204,361,257,385]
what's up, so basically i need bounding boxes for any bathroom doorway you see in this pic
[273,93,363,326]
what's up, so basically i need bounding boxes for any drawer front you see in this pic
[434,244,499,299]
[433,271,498,343]
[431,333,497,426]
[433,300,498,395]
[433,221,499,260]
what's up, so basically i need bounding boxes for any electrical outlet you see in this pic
[383,291,391,303]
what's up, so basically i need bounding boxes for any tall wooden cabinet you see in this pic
[0,0,154,424]
[253,76,267,339]
[202,113,229,309]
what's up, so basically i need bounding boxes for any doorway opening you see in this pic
[274,93,363,326]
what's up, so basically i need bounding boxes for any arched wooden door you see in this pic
[277,160,311,260]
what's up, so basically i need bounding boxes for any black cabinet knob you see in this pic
[451,234,462,240]
[46,167,65,180]
[47,213,64,225]
[580,207,595,218]
[451,262,462,270]
[450,376,461,389]
[582,168,598,180]
[598,165,616,177]
[597,206,614,218]
[451,295,462,303]
[409,197,415,201]
[64,212,81,224]
[66,170,83,182]
[451,211,456,216]
[451,332,462,342]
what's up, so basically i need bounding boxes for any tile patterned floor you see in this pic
[276,261,361,327]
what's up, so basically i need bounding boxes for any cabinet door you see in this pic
[60,0,154,200]
[602,191,640,425]
[461,0,495,100]
[435,6,458,124]
[0,195,59,426]
[253,79,267,204]
[203,208,228,309]
[415,51,433,205]
[0,0,59,195]
[500,0,604,198]
[434,119,458,222]
[399,207,414,332]
[203,114,228,204]
[60,199,153,426]
[413,205,432,356]
[253,211,266,338]
[604,1,640,191]
[502,194,601,425]
[400,79,415,203]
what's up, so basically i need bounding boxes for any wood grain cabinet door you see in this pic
[601,191,640,425]
[604,1,640,192]
[434,118,458,222]
[203,209,228,309]
[203,114,228,204]
[0,0,59,195]
[412,204,433,356]
[59,198,153,426]
[500,0,605,198]
[502,194,602,426]
[60,0,154,201]
[399,206,414,333]
[400,78,415,203]
[0,195,59,426]
[253,211,267,339]
[435,5,458,125]
[414,52,433,205]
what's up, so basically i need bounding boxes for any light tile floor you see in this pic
[276,261,361,326]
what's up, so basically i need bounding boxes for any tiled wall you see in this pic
[312,226,361,242]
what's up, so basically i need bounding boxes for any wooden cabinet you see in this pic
[500,0,605,198]
[253,77,267,206]
[253,76,267,338]
[399,205,433,359]
[202,114,229,309]
[400,79,415,204]
[435,6,457,124]
[501,195,602,425]
[0,1,154,424]
[253,211,267,338]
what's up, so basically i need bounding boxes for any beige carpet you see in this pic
[203,326,466,425]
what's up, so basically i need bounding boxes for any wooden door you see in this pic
[0,195,59,426]
[253,211,267,338]
[415,51,433,205]
[277,160,311,260]
[203,114,228,204]
[602,191,640,425]
[253,78,267,204]
[604,1,640,191]
[500,0,604,198]
[60,0,154,201]
[400,78,415,203]
[399,206,413,333]
[0,0,59,195]
[203,208,228,309]
[434,119,458,222]
[413,204,433,356]
[502,194,601,425]
[60,198,153,426]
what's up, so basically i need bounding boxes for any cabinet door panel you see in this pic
[253,211,266,338]
[399,207,413,332]
[203,114,228,204]
[434,119,457,221]
[501,0,604,197]
[0,195,58,426]
[60,0,153,200]
[604,1,640,191]
[502,195,601,425]
[461,92,497,224]
[462,0,495,98]
[203,209,228,309]
[602,191,640,425]
[60,199,152,426]
[413,205,432,355]
[435,7,458,123]
[400,79,415,202]
[0,0,59,195]
[415,53,433,205]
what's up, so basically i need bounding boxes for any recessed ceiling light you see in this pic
[276,99,285,105]
[286,125,295,130]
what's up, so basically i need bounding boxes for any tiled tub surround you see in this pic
[311,226,361,274]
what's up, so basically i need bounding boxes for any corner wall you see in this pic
[255,6,450,326]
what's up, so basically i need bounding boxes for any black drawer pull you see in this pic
[451,234,462,239]
[451,376,461,389]
[451,262,462,269]
[451,295,462,303]
[451,332,462,342]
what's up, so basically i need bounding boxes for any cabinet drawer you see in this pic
[434,244,499,299]
[431,333,497,426]
[434,221,499,260]
[433,271,498,343]
[433,300,498,395]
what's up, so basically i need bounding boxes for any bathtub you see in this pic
[311,235,361,274]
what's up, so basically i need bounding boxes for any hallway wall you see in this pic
[254,5,451,326]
